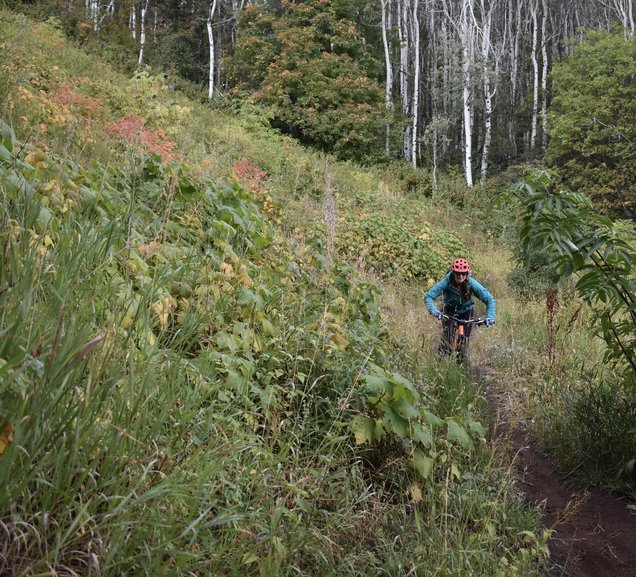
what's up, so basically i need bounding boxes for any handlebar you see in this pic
[439,313,488,326]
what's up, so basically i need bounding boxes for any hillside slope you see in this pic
[0,11,548,577]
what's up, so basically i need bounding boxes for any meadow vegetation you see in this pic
[0,10,633,577]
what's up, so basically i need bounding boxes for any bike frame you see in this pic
[438,313,486,362]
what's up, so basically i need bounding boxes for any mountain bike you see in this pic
[437,313,487,363]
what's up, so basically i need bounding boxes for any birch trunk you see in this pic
[207,0,219,99]
[480,0,495,183]
[130,2,137,40]
[399,0,411,160]
[429,0,439,190]
[90,0,98,31]
[606,0,635,35]
[138,0,149,66]
[529,0,539,151]
[507,0,522,155]
[540,0,549,152]
[411,0,421,167]
[380,0,394,155]
[461,0,474,188]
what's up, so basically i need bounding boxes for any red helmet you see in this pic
[451,258,470,273]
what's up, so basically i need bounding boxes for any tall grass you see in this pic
[0,10,557,575]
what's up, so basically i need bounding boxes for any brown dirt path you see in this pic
[478,366,636,577]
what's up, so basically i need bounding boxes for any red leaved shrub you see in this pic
[230,158,266,193]
[105,115,176,161]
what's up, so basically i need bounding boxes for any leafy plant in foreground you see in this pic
[507,169,635,385]
[505,169,635,492]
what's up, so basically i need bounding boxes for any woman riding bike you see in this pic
[424,258,496,356]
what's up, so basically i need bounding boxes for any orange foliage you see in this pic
[55,85,102,116]
[105,115,177,161]
[230,158,266,193]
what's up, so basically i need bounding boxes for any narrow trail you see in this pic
[476,366,636,577]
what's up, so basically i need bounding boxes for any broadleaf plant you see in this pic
[506,169,636,386]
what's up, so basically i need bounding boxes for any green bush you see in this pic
[539,378,636,497]
[546,30,636,218]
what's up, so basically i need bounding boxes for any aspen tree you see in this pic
[399,0,412,160]
[411,0,421,167]
[138,0,150,66]
[460,0,477,187]
[380,0,394,155]
[207,0,219,98]
[529,0,539,151]
[540,0,549,152]
[130,1,137,40]
[478,0,499,182]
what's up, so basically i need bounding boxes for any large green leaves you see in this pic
[349,365,486,480]
[507,169,636,385]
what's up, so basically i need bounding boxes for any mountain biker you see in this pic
[424,258,496,353]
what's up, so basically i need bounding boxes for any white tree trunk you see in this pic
[507,0,522,155]
[130,2,137,40]
[480,0,496,184]
[429,0,439,190]
[138,0,149,66]
[530,0,539,151]
[411,0,421,167]
[541,0,549,152]
[90,0,98,31]
[399,0,411,160]
[380,0,394,155]
[605,0,635,35]
[207,0,219,99]
[461,0,475,187]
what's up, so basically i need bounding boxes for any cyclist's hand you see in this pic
[431,310,442,320]
[485,317,495,327]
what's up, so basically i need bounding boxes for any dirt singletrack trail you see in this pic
[476,366,636,577]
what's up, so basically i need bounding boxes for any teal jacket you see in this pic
[424,272,496,319]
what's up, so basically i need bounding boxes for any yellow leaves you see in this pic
[121,311,134,329]
[177,210,202,229]
[0,422,15,456]
[237,269,254,287]
[138,240,161,256]
[43,180,59,193]
[17,85,34,101]
[127,251,149,276]
[409,482,423,502]
[51,113,75,127]
[308,311,349,352]
[27,230,54,257]
[152,295,175,327]
[25,149,49,169]
[220,262,234,276]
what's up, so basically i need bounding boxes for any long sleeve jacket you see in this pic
[424,272,496,319]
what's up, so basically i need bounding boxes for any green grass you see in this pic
[7,8,622,575]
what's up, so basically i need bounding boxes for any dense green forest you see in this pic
[0,2,634,576]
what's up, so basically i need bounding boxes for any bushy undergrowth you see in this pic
[0,123,546,575]
[335,193,468,282]
[0,11,550,576]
